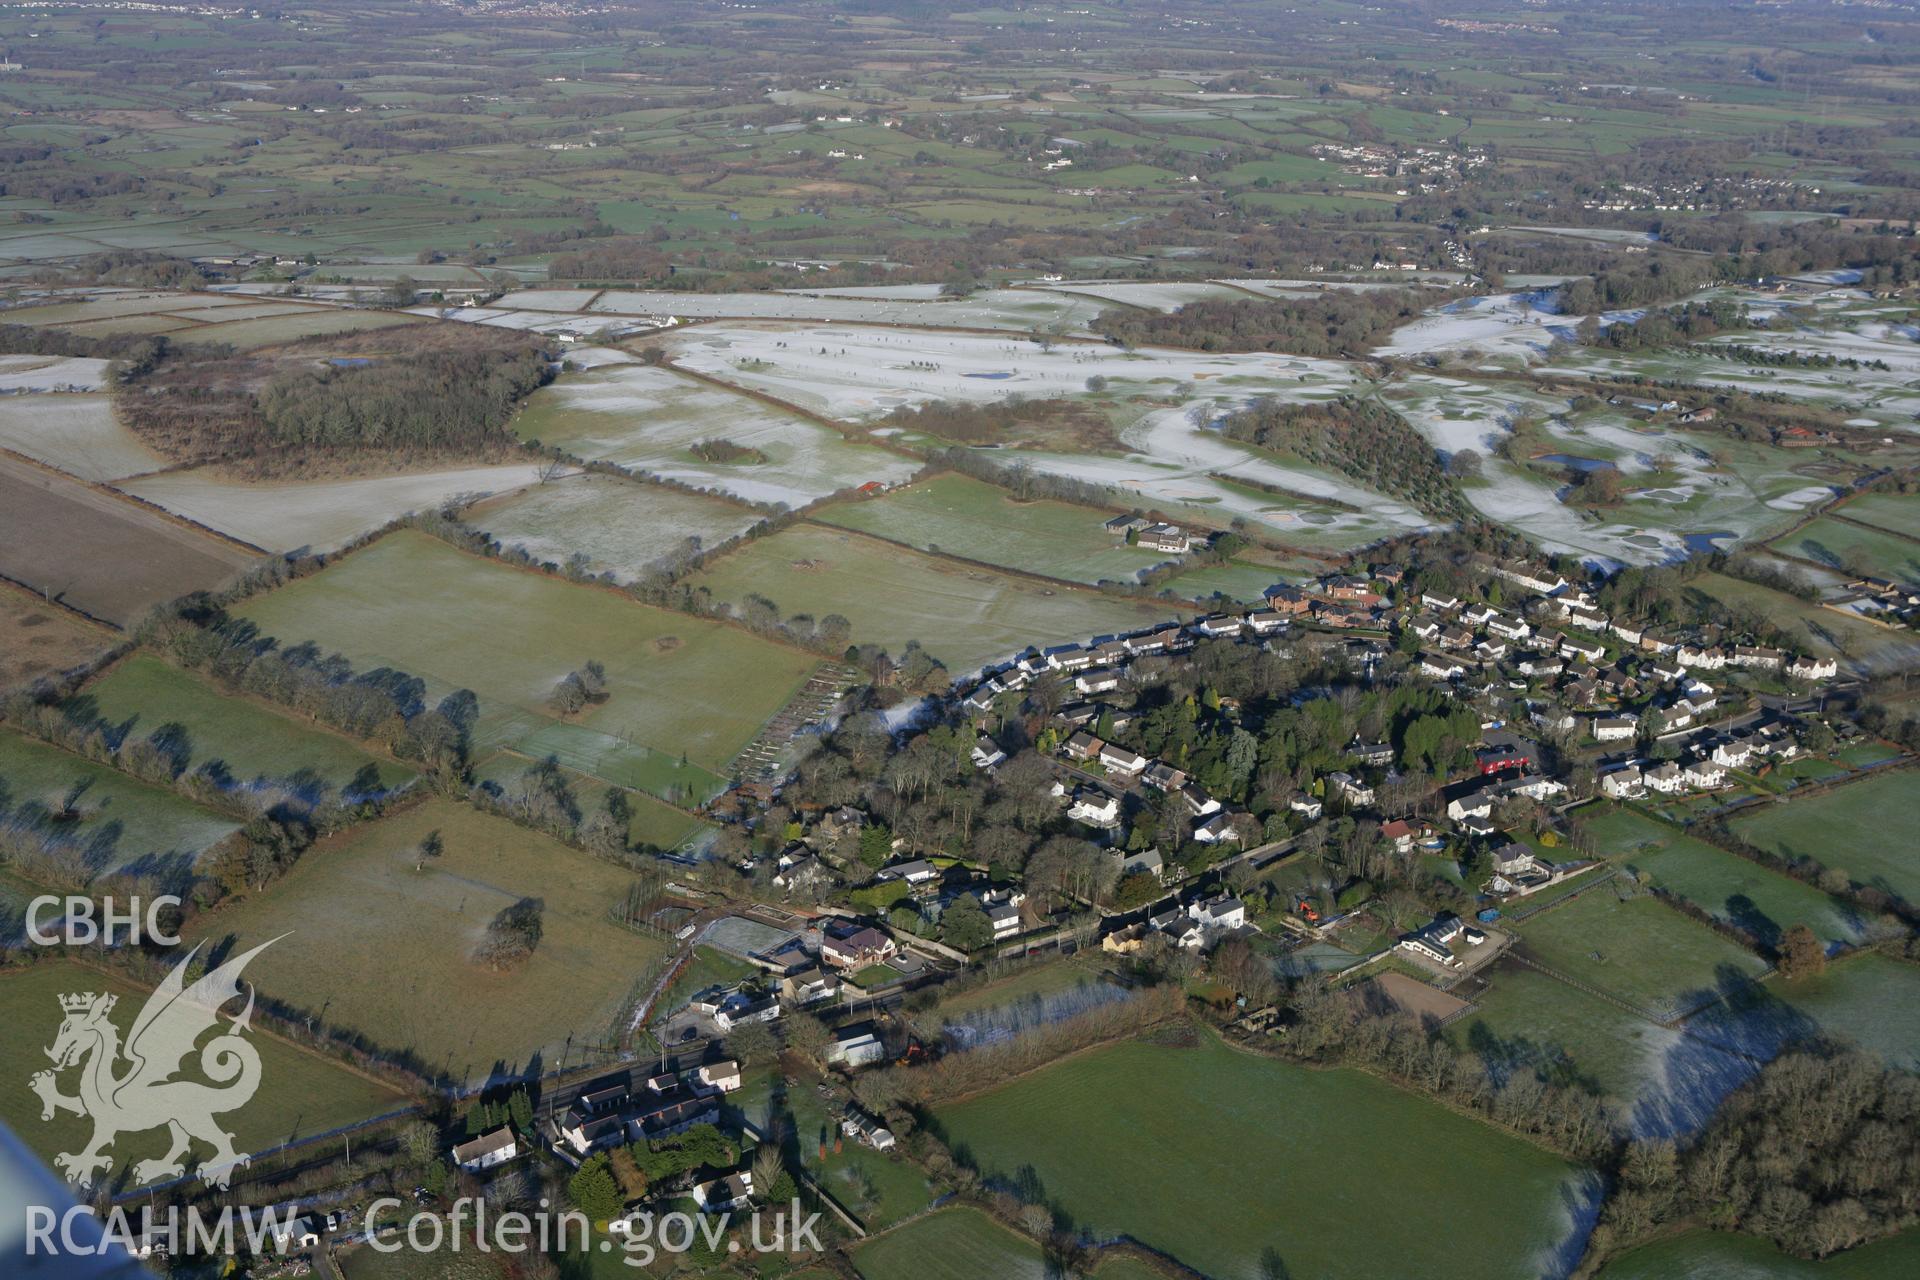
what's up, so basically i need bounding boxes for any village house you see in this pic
[977,888,1026,940]
[876,857,940,887]
[820,924,898,971]
[1247,609,1290,635]
[1192,811,1242,844]
[1601,764,1645,798]
[1148,906,1207,949]
[780,967,840,1007]
[1380,818,1424,854]
[1120,848,1165,880]
[1076,667,1123,695]
[1098,742,1148,776]
[1137,522,1194,554]
[1069,788,1122,828]
[1188,895,1248,932]
[1642,762,1685,794]
[1194,614,1247,638]
[826,1025,888,1069]
[1063,731,1103,762]
[1787,654,1838,681]
[1398,913,1466,967]
[1143,760,1188,791]
[1327,771,1376,808]
[1420,591,1461,612]
[1290,794,1324,819]
[1264,585,1312,615]
[971,736,1007,770]
[693,1172,754,1213]
[452,1127,519,1173]
[1592,716,1638,742]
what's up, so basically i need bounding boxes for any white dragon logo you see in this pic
[30,939,280,1189]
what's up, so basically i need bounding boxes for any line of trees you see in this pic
[1095,288,1455,357]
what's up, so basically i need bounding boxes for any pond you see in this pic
[1683,530,1736,555]
[1538,452,1616,473]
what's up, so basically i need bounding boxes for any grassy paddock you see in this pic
[853,1206,1045,1280]
[1511,885,1769,1019]
[73,653,415,796]
[934,1032,1588,1279]
[181,800,670,1085]
[689,523,1173,673]
[1730,770,1920,906]
[813,473,1169,586]
[0,727,238,885]
[234,531,818,800]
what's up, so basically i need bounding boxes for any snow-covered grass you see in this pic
[464,474,762,582]
[1041,280,1249,312]
[0,393,163,482]
[0,354,110,391]
[512,363,918,508]
[666,322,1358,421]
[118,463,545,553]
[539,287,1116,332]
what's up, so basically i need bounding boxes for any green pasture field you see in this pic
[1771,517,1920,583]
[1733,952,1920,1071]
[1512,886,1768,1019]
[191,309,421,348]
[1596,1227,1920,1279]
[0,727,238,886]
[469,752,702,853]
[1451,962,1678,1102]
[1730,771,1920,906]
[654,945,761,1020]
[733,1069,935,1229]
[233,531,819,802]
[852,1207,1045,1280]
[932,958,1109,1021]
[181,800,670,1085]
[688,524,1173,672]
[934,1032,1588,1280]
[0,959,406,1185]
[1160,557,1297,603]
[73,654,416,798]
[1837,492,1920,542]
[812,473,1168,586]
[1588,808,1872,947]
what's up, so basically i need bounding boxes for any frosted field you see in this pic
[1221,278,1408,298]
[576,287,1112,332]
[1560,342,1920,431]
[1374,291,1565,362]
[1386,377,1686,563]
[513,364,919,508]
[1387,376,1828,562]
[118,463,545,553]
[465,474,763,581]
[0,354,109,391]
[991,403,1428,549]
[668,323,1361,421]
[1042,280,1251,311]
[406,306,650,338]
[0,394,164,482]
[774,283,949,300]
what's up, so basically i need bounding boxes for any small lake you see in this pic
[1683,530,1736,555]
[1538,453,1616,473]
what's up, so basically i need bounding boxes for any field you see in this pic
[814,473,1170,586]
[464,473,762,582]
[234,531,820,801]
[1731,771,1920,906]
[0,958,406,1184]
[5,290,420,347]
[1771,517,1920,584]
[338,1244,514,1280]
[935,1033,1591,1279]
[853,1207,1045,1280]
[72,653,416,799]
[511,363,919,508]
[0,394,162,482]
[118,462,546,555]
[733,1069,935,1229]
[1587,808,1873,947]
[1838,492,1920,542]
[180,800,671,1085]
[1596,1227,1920,1280]
[0,583,113,692]
[1511,885,1769,1020]
[1753,953,1920,1072]
[0,727,239,886]
[688,524,1175,673]
[0,455,258,626]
